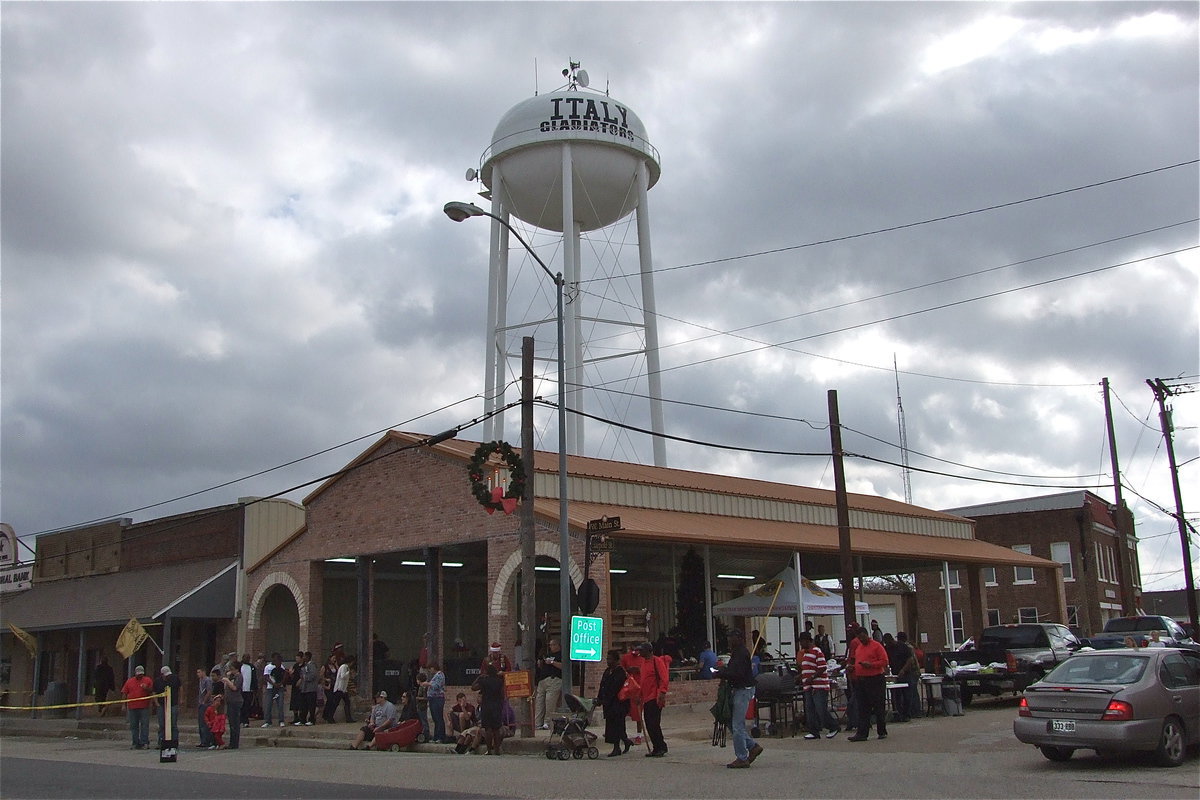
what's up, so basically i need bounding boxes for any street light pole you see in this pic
[445,201,574,683]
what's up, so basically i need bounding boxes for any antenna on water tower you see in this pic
[464,62,667,466]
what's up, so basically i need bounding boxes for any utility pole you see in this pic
[1101,378,1137,615]
[1147,377,1198,633]
[518,337,537,737]
[828,390,856,628]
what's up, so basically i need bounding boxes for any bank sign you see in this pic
[0,564,32,593]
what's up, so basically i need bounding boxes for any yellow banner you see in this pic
[115,617,149,659]
[8,622,37,658]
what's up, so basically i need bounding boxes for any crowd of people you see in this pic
[104,620,930,762]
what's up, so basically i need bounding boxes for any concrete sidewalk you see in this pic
[0,701,724,756]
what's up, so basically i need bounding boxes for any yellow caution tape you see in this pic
[0,691,167,712]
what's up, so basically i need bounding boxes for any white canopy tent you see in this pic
[712,565,869,617]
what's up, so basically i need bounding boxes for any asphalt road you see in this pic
[1,703,1196,799]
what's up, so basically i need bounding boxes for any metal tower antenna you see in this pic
[894,354,913,504]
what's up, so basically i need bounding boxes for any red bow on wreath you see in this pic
[487,486,520,516]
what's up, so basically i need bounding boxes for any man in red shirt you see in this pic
[847,627,888,742]
[634,642,669,757]
[121,665,156,749]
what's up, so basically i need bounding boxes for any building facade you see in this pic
[914,490,1140,650]
[0,499,302,716]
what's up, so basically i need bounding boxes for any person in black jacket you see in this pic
[715,629,763,769]
[596,649,634,757]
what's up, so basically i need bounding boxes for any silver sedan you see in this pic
[1013,647,1199,767]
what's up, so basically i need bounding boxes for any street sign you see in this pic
[586,516,621,532]
[569,615,604,662]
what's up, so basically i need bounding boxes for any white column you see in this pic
[561,143,579,455]
[636,162,667,466]
[483,165,507,442]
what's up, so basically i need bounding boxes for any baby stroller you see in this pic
[544,694,599,760]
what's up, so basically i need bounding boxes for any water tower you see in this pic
[468,63,667,465]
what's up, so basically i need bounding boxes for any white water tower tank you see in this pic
[469,66,667,467]
[480,89,660,232]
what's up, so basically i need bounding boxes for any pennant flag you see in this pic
[115,617,149,659]
[8,622,37,658]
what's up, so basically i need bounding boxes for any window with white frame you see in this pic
[950,610,965,645]
[1051,541,1074,580]
[1018,607,1039,623]
[983,566,997,586]
[939,567,960,589]
[1066,606,1078,628]
[1013,545,1035,584]
[987,608,1001,626]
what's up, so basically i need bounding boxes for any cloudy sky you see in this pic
[2,2,1197,592]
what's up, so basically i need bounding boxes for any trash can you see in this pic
[44,681,69,718]
[941,682,963,716]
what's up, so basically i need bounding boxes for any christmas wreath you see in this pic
[467,440,526,515]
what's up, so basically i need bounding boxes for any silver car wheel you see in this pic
[1153,717,1185,768]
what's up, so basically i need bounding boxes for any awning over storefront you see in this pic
[0,557,238,632]
[544,499,1059,577]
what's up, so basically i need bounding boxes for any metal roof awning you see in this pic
[539,500,1058,580]
[0,558,238,632]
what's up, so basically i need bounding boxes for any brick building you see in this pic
[914,490,1140,650]
[244,431,1060,704]
[0,499,302,716]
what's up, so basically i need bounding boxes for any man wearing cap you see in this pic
[481,642,512,674]
[636,642,669,757]
[351,690,397,750]
[120,665,155,749]
[715,629,763,768]
[154,665,182,748]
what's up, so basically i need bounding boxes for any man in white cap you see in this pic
[154,665,182,748]
[120,665,155,749]
[351,690,397,750]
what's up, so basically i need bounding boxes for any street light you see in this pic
[444,200,575,683]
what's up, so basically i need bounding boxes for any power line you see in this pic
[15,396,491,542]
[581,219,1196,389]
[840,424,1108,481]
[582,245,1198,389]
[13,408,514,563]
[552,402,1112,491]
[579,159,1200,283]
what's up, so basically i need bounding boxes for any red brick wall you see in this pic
[914,505,1131,650]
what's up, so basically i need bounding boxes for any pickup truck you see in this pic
[926,623,1082,705]
[1081,615,1198,650]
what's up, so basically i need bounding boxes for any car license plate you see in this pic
[1050,719,1075,733]
[966,680,981,686]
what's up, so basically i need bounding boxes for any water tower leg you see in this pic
[483,168,510,442]
[636,161,667,467]
[560,142,581,456]
[570,221,585,454]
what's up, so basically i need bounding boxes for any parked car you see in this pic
[1082,615,1197,650]
[928,623,1081,705]
[1014,647,1200,766]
